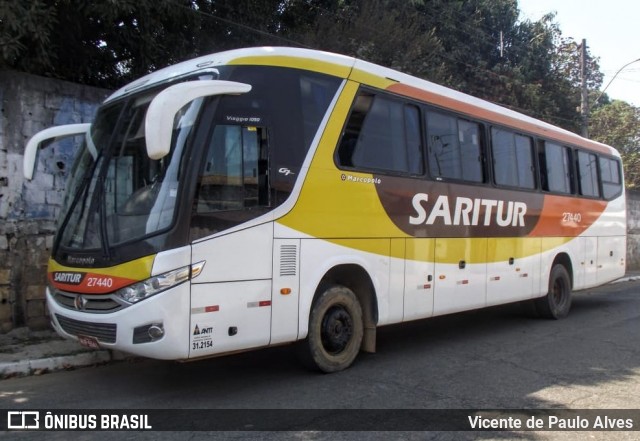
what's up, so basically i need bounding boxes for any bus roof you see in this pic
[106,46,618,157]
[105,47,356,103]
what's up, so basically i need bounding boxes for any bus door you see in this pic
[189,124,273,358]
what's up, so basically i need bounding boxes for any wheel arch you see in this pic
[551,252,574,290]
[312,263,378,353]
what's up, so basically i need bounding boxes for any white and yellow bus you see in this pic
[24,47,626,372]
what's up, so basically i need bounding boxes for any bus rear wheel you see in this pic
[300,285,363,373]
[535,264,572,319]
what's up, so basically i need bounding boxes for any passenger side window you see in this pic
[577,150,600,197]
[491,128,535,189]
[337,92,424,175]
[539,141,573,194]
[426,111,483,182]
[599,156,623,200]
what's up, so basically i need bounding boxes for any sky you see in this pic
[518,0,640,106]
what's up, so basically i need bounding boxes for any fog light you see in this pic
[148,324,164,340]
[133,323,165,344]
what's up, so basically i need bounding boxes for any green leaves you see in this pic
[0,1,56,72]
[590,101,640,188]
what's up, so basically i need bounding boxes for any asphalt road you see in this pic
[2,279,640,440]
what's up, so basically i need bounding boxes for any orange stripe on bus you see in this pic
[387,83,614,156]
[527,195,607,237]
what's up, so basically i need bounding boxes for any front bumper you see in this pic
[47,282,191,360]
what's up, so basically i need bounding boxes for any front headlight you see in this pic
[116,261,205,304]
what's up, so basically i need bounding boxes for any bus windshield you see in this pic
[54,65,343,260]
[58,91,203,251]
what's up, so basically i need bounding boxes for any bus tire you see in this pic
[535,264,572,319]
[300,285,364,373]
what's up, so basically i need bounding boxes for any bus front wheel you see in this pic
[535,264,572,319]
[300,285,364,373]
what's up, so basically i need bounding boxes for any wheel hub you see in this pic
[321,306,353,354]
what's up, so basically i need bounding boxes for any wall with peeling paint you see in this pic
[0,70,109,331]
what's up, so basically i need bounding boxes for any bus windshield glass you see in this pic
[58,91,203,251]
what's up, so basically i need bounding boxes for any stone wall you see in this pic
[0,70,109,331]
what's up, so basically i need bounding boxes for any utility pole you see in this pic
[580,38,589,138]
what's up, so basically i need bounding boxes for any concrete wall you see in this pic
[0,70,109,331]
[0,70,639,332]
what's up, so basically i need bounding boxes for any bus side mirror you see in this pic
[145,80,252,160]
[23,123,91,180]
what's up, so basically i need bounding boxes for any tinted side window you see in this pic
[600,156,623,199]
[427,112,483,182]
[491,128,535,189]
[539,141,572,194]
[220,66,341,206]
[577,151,600,197]
[337,92,424,175]
[196,125,267,213]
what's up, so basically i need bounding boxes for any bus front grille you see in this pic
[52,290,126,313]
[55,314,117,343]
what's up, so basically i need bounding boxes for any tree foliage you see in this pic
[0,0,632,147]
[0,0,286,88]
[0,1,55,74]
[590,101,640,188]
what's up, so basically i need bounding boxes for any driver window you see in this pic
[196,125,269,213]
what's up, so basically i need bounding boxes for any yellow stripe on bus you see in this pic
[281,81,409,239]
[348,68,397,90]
[228,55,352,78]
[48,254,156,280]
[301,236,574,264]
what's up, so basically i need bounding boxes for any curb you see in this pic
[610,275,640,284]
[0,350,113,378]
